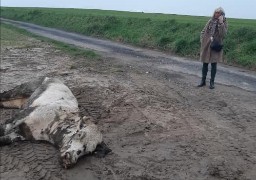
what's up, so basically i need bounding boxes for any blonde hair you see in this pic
[214,7,225,16]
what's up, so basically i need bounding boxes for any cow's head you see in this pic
[60,117,102,168]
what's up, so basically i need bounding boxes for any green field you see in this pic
[1,7,256,69]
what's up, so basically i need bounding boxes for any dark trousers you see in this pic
[202,63,217,81]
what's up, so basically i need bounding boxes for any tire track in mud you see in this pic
[72,86,110,121]
[0,108,66,180]
[121,74,256,179]
[0,142,66,180]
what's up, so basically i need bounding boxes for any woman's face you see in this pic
[214,11,222,19]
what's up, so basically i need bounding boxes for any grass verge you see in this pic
[1,22,101,61]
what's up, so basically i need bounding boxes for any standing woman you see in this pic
[198,7,228,89]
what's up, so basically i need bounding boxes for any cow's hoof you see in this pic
[94,142,112,158]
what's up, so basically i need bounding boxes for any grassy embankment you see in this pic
[1,7,256,69]
[1,22,100,60]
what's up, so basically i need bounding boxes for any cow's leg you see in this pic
[0,107,36,136]
[0,132,25,146]
[0,119,25,136]
[0,77,45,109]
[0,125,6,136]
[94,142,112,158]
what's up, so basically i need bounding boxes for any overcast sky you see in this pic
[1,0,256,19]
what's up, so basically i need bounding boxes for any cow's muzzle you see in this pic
[61,152,76,169]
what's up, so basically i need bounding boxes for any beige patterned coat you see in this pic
[200,18,228,63]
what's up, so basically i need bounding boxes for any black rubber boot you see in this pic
[198,78,206,87]
[209,63,217,89]
[198,63,208,87]
[209,80,215,89]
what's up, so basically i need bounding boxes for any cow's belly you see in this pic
[21,80,79,141]
[24,106,56,141]
[30,82,78,109]
[24,105,78,141]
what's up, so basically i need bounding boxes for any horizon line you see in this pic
[1,6,256,20]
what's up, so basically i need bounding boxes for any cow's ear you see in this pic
[78,117,87,130]
[79,122,84,129]
[65,152,71,160]
[79,131,86,139]
[82,116,96,125]
[78,120,84,129]
[74,131,86,140]
[82,116,90,122]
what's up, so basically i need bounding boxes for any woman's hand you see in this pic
[218,15,224,24]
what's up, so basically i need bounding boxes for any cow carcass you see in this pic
[0,77,110,168]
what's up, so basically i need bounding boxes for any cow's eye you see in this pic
[77,150,81,155]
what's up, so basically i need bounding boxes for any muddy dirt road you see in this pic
[1,20,256,180]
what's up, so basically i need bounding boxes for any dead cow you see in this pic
[0,77,110,168]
